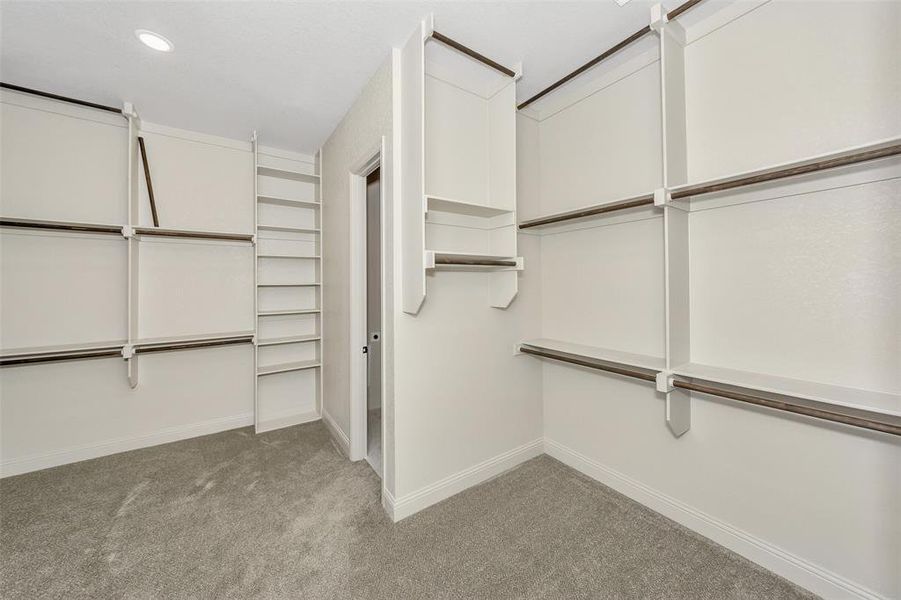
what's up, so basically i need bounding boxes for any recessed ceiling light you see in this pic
[614,0,632,5]
[135,29,173,52]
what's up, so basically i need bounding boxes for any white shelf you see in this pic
[257,166,320,184]
[520,338,666,372]
[257,309,320,317]
[256,195,320,209]
[426,195,513,218]
[257,359,321,376]
[257,224,320,234]
[257,254,321,259]
[426,251,523,271]
[257,282,321,287]
[672,362,901,417]
[257,334,321,347]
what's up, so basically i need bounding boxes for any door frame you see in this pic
[348,139,384,465]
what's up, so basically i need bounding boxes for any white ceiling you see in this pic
[1,0,676,154]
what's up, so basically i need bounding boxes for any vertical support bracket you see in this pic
[655,2,691,437]
[122,344,138,389]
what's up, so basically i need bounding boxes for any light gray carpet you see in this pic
[0,421,815,599]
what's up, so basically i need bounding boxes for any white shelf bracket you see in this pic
[653,187,671,207]
[122,344,139,389]
[649,3,668,34]
[121,225,134,239]
[656,371,691,437]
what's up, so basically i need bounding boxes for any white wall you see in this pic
[530,2,901,598]
[321,54,398,493]
[0,90,311,476]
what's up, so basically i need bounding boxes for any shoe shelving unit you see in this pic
[252,132,322,433]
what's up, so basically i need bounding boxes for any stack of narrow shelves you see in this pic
[253,136,322,433]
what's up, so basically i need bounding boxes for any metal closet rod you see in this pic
[519,346,658,382]
[670,142,901,200]
[133,227,254,242]
[518,194,655,229]
[429,31,517,78]
[521,345,900,437]
[1,82,123,116]
[435,257,518,267]
[1,337,254,367]
[0,218,122,235]
[672,380,900,437]
[517,0,705,110]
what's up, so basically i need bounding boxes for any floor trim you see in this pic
[255,408,320,434]
[389,438,544,522]
[322,408,351,457]
[1,412,254,478]
[544,437,886,600]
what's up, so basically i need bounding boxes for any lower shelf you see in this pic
[257,359,321,376]
[672,362,900,417]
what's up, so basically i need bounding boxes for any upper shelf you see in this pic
[257,166,320,184]
[426,195,513,218]
[517,137,901,230]
[670,136,901,200]
[672,362,901,418]
[426,251,523,271]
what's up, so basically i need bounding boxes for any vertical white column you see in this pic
[252,131,260,431]
[124,103,141,388]
[653,4,691,436]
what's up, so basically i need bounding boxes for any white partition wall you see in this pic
[402,19,523,313]
[518,2,901,598]
[0,88,318,476]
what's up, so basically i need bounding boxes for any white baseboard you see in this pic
[381,486,398,521]
[544,438,886,600]
[255,408,320,434]
[322,408,350,457]
[1,412,254,479]
[389,438,544,522]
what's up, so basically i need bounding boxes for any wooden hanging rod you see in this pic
[435,257,518,267]
[517,0,704,110]
[1,82,123,116]
[518,194,656,229]
[0,217,122,235]
[429,31,517,78]
[673,380,901,437]
[133,227,254,242]
[519,345,658,383]
[670,142,901,200]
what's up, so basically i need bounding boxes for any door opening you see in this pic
[365,167,382,477]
